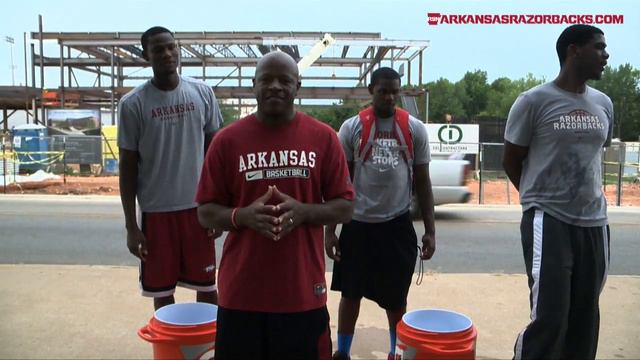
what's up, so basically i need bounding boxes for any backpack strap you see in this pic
[393,108,413,166]
[356,106,377,163]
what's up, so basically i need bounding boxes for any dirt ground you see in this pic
[2,175,640,206]
[464,179,640,206]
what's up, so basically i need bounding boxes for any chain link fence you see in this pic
[474,142,639,206]
[1,133,118,193]
[2,133,639,205]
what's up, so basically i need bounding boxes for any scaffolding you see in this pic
[1,16,431,130]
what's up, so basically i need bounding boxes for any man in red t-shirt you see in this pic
[196,51,355,360]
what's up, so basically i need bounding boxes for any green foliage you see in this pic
[413,65,640,141]
[415,72,546,123]
[220,105,241,127]
[305,99,364,130]
[284,65,640,142]
[484,74,544,119]
[512,73,546,93]
[484,77,514,118]
[460,70,490,119]
[414,78,465,123]
[590,64,640,141]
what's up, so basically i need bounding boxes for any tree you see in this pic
[416,78,465,123]
[258,64,640,141]
[484,77,513,119]
[305,99,364,130]
[220,105,241,127]
[590,64,640,141]
[512,73,545,93]
[459,70,490,120]
[483,74,544,119]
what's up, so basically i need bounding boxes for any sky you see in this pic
[0,0,638,88]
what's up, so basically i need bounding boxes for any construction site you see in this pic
[0,16,430,181]
[1,16,430,127]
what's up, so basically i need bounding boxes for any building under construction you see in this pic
[1,18,430,131]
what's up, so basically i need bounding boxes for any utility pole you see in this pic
[424,88,430,123]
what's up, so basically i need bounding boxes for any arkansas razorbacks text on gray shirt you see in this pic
[505,82,614,226]
[339,114,430,223]
[118,76,223,212]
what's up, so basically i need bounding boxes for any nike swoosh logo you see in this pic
[246,171,263,180]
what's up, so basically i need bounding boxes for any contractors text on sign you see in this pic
[426,124,479,154]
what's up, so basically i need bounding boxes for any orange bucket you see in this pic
[395,309,477,360]
[138,303,217,360]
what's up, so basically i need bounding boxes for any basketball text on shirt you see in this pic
[239,150,317,181]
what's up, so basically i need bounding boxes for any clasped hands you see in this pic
[235,185,305,241]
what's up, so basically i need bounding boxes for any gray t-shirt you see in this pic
[118,76,223,212]
[505,82,614,226]
[339,113,430,223]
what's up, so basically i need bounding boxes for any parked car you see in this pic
[410,155,472,217]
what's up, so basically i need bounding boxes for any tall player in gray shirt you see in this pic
[503,25,613,360]
[118,27,223,311]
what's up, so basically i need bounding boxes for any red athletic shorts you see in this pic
[140,207,216,297]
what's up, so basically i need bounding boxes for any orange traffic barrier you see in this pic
[138,303,217,360]
[395,309,477,359]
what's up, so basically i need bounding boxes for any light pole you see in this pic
[424,88,430,123]
[4,36,15,86]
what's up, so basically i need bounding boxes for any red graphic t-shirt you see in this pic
[196,112,354,313]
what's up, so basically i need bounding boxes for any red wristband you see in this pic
[231,207,239,229]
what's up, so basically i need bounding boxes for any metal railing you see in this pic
[474,142,638,206]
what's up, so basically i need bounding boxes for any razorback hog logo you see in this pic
[427,12,441,25]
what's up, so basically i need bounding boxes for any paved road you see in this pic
[1,195,638,274]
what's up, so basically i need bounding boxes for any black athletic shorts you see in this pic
[214,306,331,360]
[331,211,418,310]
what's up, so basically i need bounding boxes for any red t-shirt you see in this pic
[196,112,354,313]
